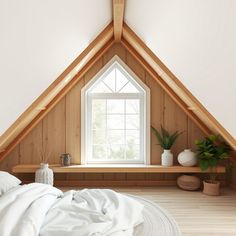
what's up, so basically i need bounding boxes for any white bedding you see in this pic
[0,183,144,236]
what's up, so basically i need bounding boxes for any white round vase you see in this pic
[161,149,173,166]
[178,149,197,167]
[35,163,54,185]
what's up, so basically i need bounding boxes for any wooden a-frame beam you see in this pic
[122,23,236,150]
[0,23,114,161]
[113,0,125,42]
[1,18,235,164]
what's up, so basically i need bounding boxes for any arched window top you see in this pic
[86,56,147,95]
[81,55,150,164]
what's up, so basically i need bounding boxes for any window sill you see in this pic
[12,164,226,174]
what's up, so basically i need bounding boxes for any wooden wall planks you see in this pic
[19,122,43,164]
[0,146,20,172]
[0,43,206,182]
[65,79,84,164]
[43,99,66,164]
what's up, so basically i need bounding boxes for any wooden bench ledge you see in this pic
[12,164,226,174]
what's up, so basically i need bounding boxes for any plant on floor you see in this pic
[195,134,231,196]
[151,126,182,166]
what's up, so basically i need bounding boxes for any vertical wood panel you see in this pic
[146,73,165,165]
[84,58,103,84]
[0,146,19,172]
[103,43,126,63]
[164,93,188,180]
[126,51,145,83]
[19,122,43,164]
[146,72,165,180]
[43,98,66,164]
[164,94,188,159]
[0,43,210,183]
[187,117,205,151]
[66,79,84,164]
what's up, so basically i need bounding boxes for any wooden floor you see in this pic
[60,186,236,236]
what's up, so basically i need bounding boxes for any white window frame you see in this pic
[81,55,150,165]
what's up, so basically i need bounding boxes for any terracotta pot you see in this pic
[203,180,220,196]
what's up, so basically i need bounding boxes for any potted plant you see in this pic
[151,126,182,166]
[195,134,231,196]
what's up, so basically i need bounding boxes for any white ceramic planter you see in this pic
[35,163,54,185]
[161,149,173,166]
[178,149,197,167]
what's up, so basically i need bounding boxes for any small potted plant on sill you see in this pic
[195,134,231,196]
[151,125,182,166]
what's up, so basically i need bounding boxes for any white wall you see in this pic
[126,0,236,139]
[0,0,111,135]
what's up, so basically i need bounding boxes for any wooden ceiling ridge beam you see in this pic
[0,23,115,162]
[113,0,125,42]
[121,23,236,150]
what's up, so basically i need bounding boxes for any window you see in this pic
[81,56,150,164]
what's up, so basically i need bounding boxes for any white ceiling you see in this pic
[0,0,111,135]
[125,0,236,139]
[0,0,235,139]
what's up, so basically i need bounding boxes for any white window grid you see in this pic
[81,56,150,165]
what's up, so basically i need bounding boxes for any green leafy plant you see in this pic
[195,134,231,182]
[151,125,182,149]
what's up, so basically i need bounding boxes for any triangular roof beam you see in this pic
[113,0,125,41]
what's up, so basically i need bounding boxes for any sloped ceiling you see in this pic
[0,0,111,135]
[125,0,236,139]
[0,0,235,140]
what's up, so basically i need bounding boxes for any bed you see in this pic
[0,171,181,236]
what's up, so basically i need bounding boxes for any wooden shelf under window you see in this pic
[12,164,226,174]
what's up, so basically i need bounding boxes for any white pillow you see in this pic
[0,171,21,196]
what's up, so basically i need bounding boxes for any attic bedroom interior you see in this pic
[0,0,236,235]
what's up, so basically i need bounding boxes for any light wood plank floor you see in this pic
[60,186,236,236]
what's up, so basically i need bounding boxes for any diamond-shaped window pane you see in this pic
[90,65,142,94]
[116,69,128,92]
[103,69,116,92]
[119,82,139,93]
[91,82,112,93]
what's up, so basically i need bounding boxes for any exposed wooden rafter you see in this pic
[113,0,125,42]
[122,23,236,150]
[0,18,235,164]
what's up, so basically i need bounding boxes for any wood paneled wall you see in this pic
[0,43,206,181]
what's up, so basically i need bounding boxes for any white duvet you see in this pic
[0,183,144,236]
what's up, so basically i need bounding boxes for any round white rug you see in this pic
[130,195,181,236]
